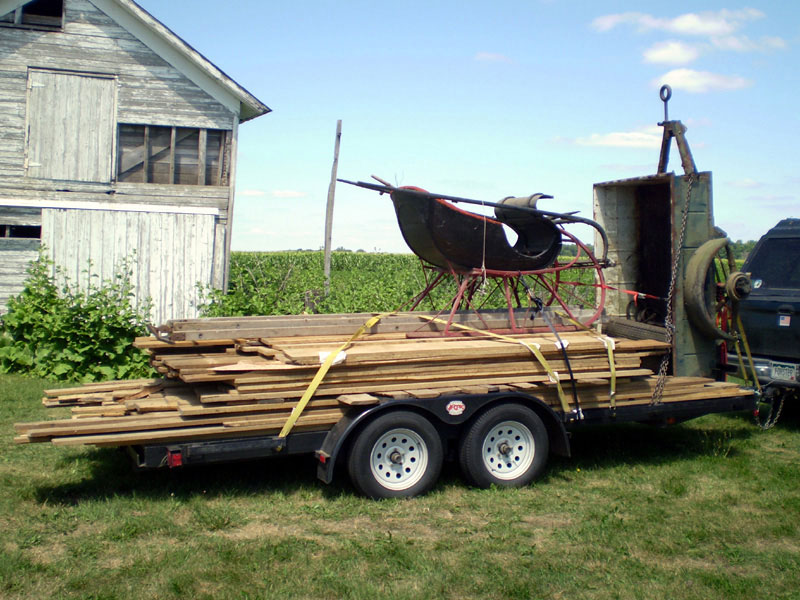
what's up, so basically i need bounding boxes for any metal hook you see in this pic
[660,84,672,122]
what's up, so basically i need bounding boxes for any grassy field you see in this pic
[2,373,800,599]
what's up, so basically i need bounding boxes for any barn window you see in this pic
[0,0,64,29]
[1,224,41,239]
[117,125,231,186]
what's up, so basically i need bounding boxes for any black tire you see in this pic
[459,403,549,489]
[684,237,736,341]
[347,411,443,499]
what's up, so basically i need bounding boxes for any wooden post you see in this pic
[198,129,207,185]
[324,120,342,296]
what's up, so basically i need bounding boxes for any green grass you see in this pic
[2,373,800,599]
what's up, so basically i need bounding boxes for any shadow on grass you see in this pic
[547,411,758,477]
[36,449,352,506]
[33,411,770,504]
[772,399,800,431]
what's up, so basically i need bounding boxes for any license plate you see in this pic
[770,361,798,383]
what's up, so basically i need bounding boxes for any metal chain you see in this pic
[756,386,786,430]
[652,173,695,403]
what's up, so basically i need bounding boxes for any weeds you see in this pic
[0,251,154,382]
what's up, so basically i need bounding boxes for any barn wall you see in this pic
[0,0,246,319]
[0,206,40,313]
[0,238,39,313]
[42,207,217,324]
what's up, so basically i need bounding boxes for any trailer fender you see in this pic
[315,393,569,484]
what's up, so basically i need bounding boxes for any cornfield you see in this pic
[200,251,599,317]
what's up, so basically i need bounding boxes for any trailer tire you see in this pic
[459,403,549,489]
[347,411,443,499]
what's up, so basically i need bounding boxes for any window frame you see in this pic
[116,124,232,187]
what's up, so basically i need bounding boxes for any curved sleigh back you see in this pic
[390,187,562,273]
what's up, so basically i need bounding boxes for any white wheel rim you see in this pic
[369,428,428,491]
[481,420,535,481]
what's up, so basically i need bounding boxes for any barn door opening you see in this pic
[26,69,116,183]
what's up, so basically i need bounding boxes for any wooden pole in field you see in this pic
[324,120,342,296]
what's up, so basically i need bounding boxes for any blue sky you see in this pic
[137,1,798,253]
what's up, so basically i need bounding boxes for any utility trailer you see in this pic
[13,87,759,498]
[129,383,751,500]
[17,316,753,499]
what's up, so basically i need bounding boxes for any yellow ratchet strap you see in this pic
[278,312,394,439]
[736,314,762,394]
[732,331,750,386]
[555,311,617,408]
[416,316,571,414]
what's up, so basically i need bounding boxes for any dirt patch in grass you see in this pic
[223,519,326,543]
[26,541,66,565]
[222,512,450,547]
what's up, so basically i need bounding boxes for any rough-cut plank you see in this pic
[268,334,667,366]
[162,309,597,341]
[337,393,380,406]
[49,408,348,447]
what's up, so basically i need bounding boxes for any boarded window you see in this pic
[1,0,64,28]
[1,224,41,238]
[117,125,231,186]
[26,69,116,183]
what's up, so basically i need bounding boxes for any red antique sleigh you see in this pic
[341,179,610,333]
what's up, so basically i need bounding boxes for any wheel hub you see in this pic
[482,421,535,481]
[369,428,429,491]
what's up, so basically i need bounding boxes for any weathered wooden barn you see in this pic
[0,0,270,323]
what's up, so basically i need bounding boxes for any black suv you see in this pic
[730,219,800,388]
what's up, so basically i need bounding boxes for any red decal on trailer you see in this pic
[446,400,466,416]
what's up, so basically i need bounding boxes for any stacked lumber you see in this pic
[14,313,751,448]
[154,309,598,341]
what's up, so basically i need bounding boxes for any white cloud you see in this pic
[730,178,762,189]
[591,12,657,33]
[668,9,763,36]
[271,190,306,198]
[592,9,764,37]
[240,189,266,197]
[643,40,700,64]
[654,69,752,93]
[711,35,787,52]
[761,36,788,50]
[575,126,662,149]
[474,52,512,64]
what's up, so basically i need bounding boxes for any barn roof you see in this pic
[1,0,271,121]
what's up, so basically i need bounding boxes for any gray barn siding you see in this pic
[42,208,216,324]
[0,0,247,320]
[0,238,39,311]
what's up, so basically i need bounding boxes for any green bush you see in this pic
[0,252,155,382]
